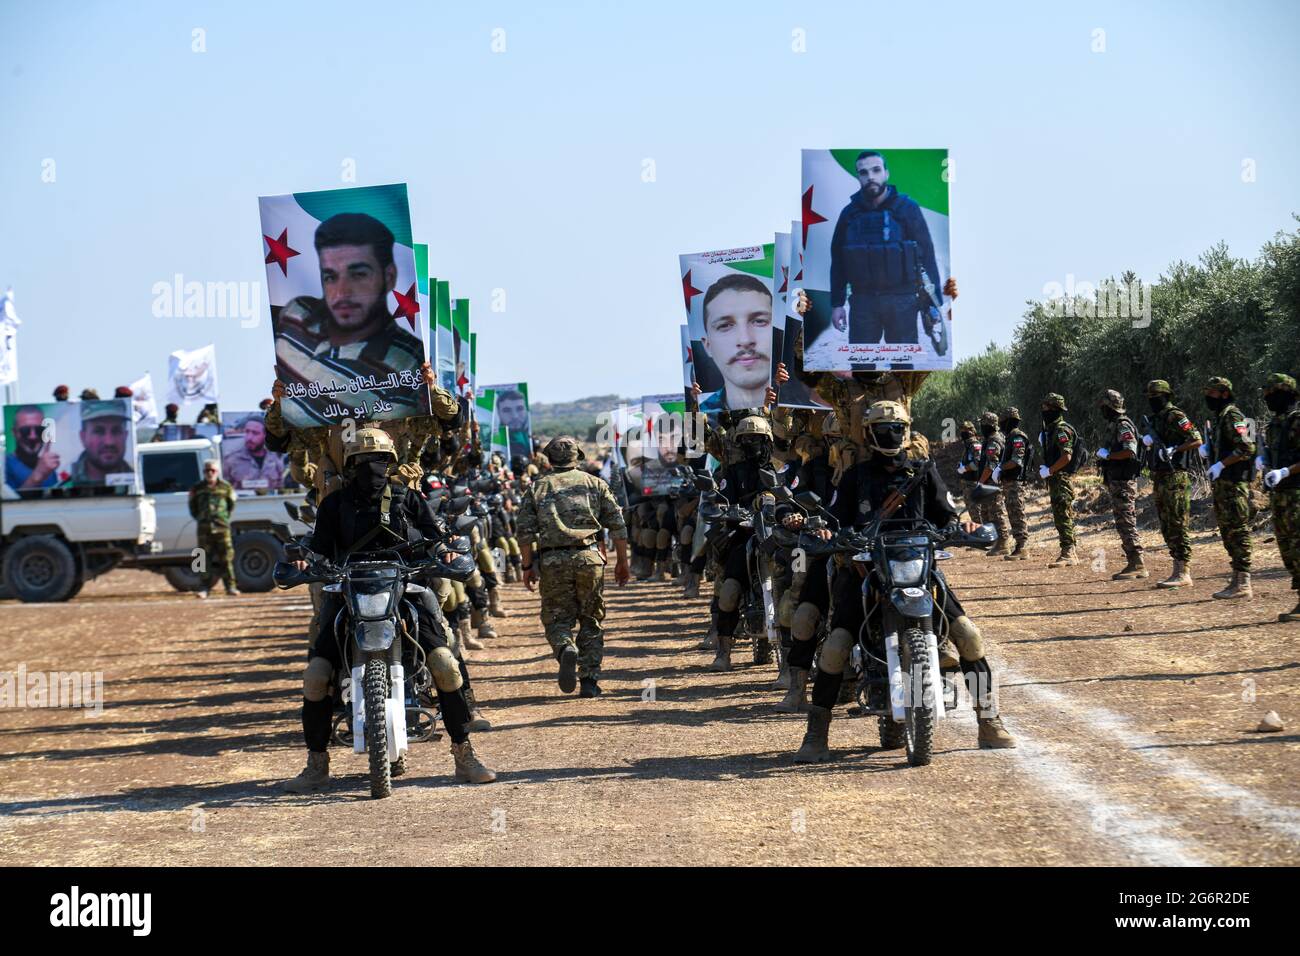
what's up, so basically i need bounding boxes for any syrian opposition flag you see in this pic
[166,345,219,406]
[129,373,159,427]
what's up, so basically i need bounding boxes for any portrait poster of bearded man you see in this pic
[259,183,432,427]
[679,244,775,414]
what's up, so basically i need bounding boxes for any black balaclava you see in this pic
[872,424,906,453]
[1148,395,1169,413]
[1205,393,1230,413]
[1265,391,1296,414]
[351,460,391,499]
[739,437,768,463]
[1042,408,1062,427]
[1101,407,1119,421]
[1000,417,1020,432]
[980,422,996,438]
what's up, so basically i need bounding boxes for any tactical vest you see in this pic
[844,207,920,295]
[1209,404,1253,484]
[1266,408,1300,491]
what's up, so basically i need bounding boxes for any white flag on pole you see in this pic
[166,344,219,406]
[0,288,20,387]
[130,373,159,427]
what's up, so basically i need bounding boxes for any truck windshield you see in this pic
[142,452,200,493]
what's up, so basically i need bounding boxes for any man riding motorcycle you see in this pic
[283,427,496,793]
[793,401,1017,762]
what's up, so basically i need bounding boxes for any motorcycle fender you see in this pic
[351,665,366,754]
[884,631,906,722]
[355,619,397,653]
[890,587,933,619]
[925,631,946,720]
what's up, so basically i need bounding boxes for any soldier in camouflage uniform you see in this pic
[1202,376,1256,600]
[1143,380,1202,589]
[189,459,238,597]
[953,420,983,521]
[975,411,1012,555]
[1094,389,1147,579]
[1039,393,1080,567]
[997,407,1032,560]
[516,436,629,698]
[1260,373,1300,620]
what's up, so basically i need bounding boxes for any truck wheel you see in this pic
[2,535,78,603]
[235,531,282,593]
[163,565,205,592]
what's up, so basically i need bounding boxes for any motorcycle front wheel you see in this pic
[900,626,936,766]
[363,657,392,798]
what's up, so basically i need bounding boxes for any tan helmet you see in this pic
[822,411,841,438]
[731,415,773,440]
[343,426,398,468]
[865,400,911,457]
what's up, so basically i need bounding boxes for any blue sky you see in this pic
[3,0,1298,410]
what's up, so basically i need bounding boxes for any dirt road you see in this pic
[1,495,1296,866]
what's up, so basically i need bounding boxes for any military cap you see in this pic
[1000,407,1021,422]
[1263,373,1297,394]
[1041,393,1068,411]
[1204,376,1233,392]
[80,399,130,422]
[979,411,999,428]
[1145,379,1173,397]
[1098,389,1125,412]
[543,435,585,465]
[959,420,976,434]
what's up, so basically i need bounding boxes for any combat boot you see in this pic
[775,666,809,713]
[461,618,483,651]
[1003,540,1028,561]
[682,570,700,599]
[557,644,579,693]
[634,555,653,582]
[1048,547,1079,568]
[698,619,718,650]
[450,740,497,783]
[1156,559,1192,589]
[579,677,602,698]
[708,635,733,672]
[977,716,1017,749]
[282,751,330,793]
[488,587,508,618]
[774,642,790,689]
[226,586,242,596]
[793,705,832,763]
[504,565,519,583]
[1213,571,1253,600]
[1112,553,1149,580]
[986,537,1012,557]
[657,559,673,582]
[1278,595,1300,622]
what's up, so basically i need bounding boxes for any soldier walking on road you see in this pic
[1202,376,1256,600]
[997,406,1031,560]
[1143,380,1202,589]
[1095,389,1147,579]
[1039,393,1080,567]
[189,459,238,598]
[1260,373,1300,621]
[976,411,1012,556]
[516,436,630,698]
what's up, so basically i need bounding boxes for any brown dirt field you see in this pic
[0,491,1296,866]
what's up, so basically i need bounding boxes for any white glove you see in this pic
[1265,467,1290,489]
[1208,461,1225,480]
[1141,434,1154,447]
[1165,447,1178,460]
[991,467,1002,483]
[1255,455,1267,472]
[956,463,966,475]
[1198,443,1210,460]
[1038,465,1051,480]
[1096,447,1110,460]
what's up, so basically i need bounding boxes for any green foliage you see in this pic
[917,219,1300,447]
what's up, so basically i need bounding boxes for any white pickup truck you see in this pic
[126,439,311,592]
[0,459,158,603]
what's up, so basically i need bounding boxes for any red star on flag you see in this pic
[794,252,804,282]
[778,265,789,294]
[801,186,827,247]
[263,229,300,276]
[392,283,421,331]
[682,269,702,313]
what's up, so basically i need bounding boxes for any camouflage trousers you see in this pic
[978,488,1011,540]
[1002,481,1029,544]
[538,549,607,679]
[1271,487,1300,591]
[197,524,236,591]
[1106,477,1143,557]
[1047,474,1076,548]
[1152,471,1192,562]
[960,482,980,522]
[1211,480,1252,572]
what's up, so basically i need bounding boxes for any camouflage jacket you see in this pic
[979,429,1005,477]
[1148,403,1200,472]
[1265,408,1300,490]
[516,465,628,549]
[1041,420,1076,470]
[1209,403,1256,482]
[189,479,236,527]
[1000,428,1030,481]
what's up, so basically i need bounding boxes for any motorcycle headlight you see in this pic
[353,591,392,618]
[888,558,925,586]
